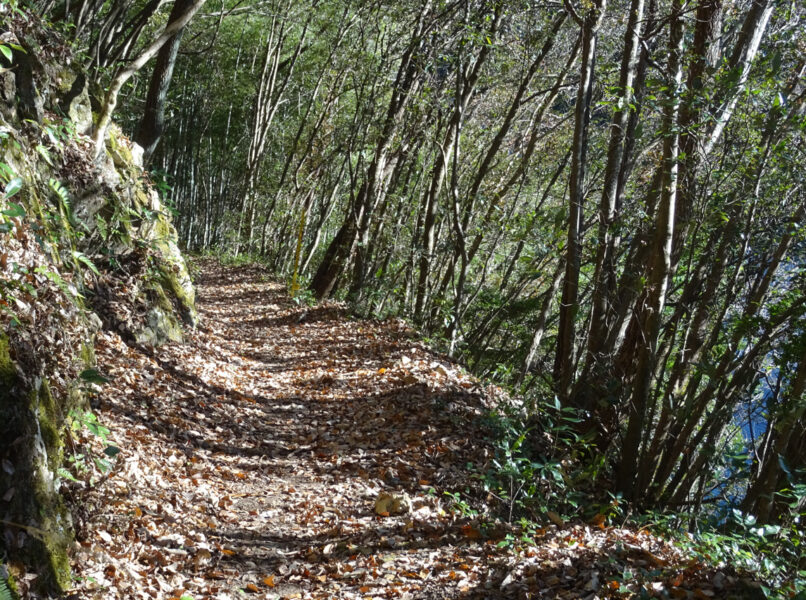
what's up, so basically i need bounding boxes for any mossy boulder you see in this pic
[83,125,196,338]
[0,340,76,593]
[0,10,196,594]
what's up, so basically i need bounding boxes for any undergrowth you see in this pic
[478,395,606,524]
[474,393,806,599]
[642,510,806,599]
[59,369,119,488]
[0,570,14,600]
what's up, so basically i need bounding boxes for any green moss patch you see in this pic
[0,332,15,392]
[0,374,75,593]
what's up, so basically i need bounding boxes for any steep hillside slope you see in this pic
[1,9,195,593]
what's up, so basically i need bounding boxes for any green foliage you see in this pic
[1,201,24,218]
[0,36,24,62]
[0,162,24,236]
[0,567,14,600]
[0,158,21,201]
[494,518,546,551]
[61,408,119,483]
[481,397,592,523]
[0,581,13,600]
[79,368,110,385]
[443,490,479,518]
[149,169,177,213]
[291,285,316,307]
[61,369,119,485]
[71,251,99,275]
[47,178,69,209]
[707,511,795,581]
[217,251,263,268]
[33,265,76,299]
[639,509,806,599]
[2,178,22,202]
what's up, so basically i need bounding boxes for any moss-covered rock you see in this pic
[0,332,15,391]
[136,281,185,345]
[22,380,74,592]
[0,8,196,593]
[85,125,197,337]
[0,369,75,593]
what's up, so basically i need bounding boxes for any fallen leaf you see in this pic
[461,524,480,539]
[589,513,606,529]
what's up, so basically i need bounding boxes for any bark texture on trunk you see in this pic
[135,0,195,163]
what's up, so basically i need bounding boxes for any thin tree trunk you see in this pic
[616,0,684,500]
[553,0,606,402]
[135,0,195,163]
[92,0,206,157]
[310,0,434,298]
[519,259,565,386]
[742,340,806,521]
[583,0,645,387]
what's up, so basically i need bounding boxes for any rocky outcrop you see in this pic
[0,10,195,594]
[77,124,197,345]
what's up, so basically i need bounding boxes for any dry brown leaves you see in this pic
[63,260,756,600]
[0,218,88,389]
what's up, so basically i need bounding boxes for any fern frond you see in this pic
[48,178,70,205]
[0,574,15,600]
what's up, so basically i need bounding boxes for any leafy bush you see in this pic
[637,508,805,599]
[694,510,805,599]
[481,396,594,523]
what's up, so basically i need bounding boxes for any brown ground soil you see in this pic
[61,260,761,600]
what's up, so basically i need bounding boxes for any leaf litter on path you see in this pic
[65,260,764,600]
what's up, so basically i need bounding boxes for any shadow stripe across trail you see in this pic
[70,260,742,599]
[73,258,507,600]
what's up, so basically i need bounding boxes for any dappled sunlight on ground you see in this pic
[66,260,760,600]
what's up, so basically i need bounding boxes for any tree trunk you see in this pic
[92,0,207,158]
[742,339,806,522]
[553,0,606,402]
[311,0,434,298]
[583,0,645,391]
[616,0,684,500]
[135,0,195,163]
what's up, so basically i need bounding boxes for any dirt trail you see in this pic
[66,260,750,600]
[71,260,505,599]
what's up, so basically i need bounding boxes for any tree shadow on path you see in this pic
[81,259,522,599]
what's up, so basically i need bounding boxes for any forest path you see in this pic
[71,259,511,599]
[68,260,740,600]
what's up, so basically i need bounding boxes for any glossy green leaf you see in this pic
[1,202,25,218]
[3,177,23,199]
[79,368,110,384]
